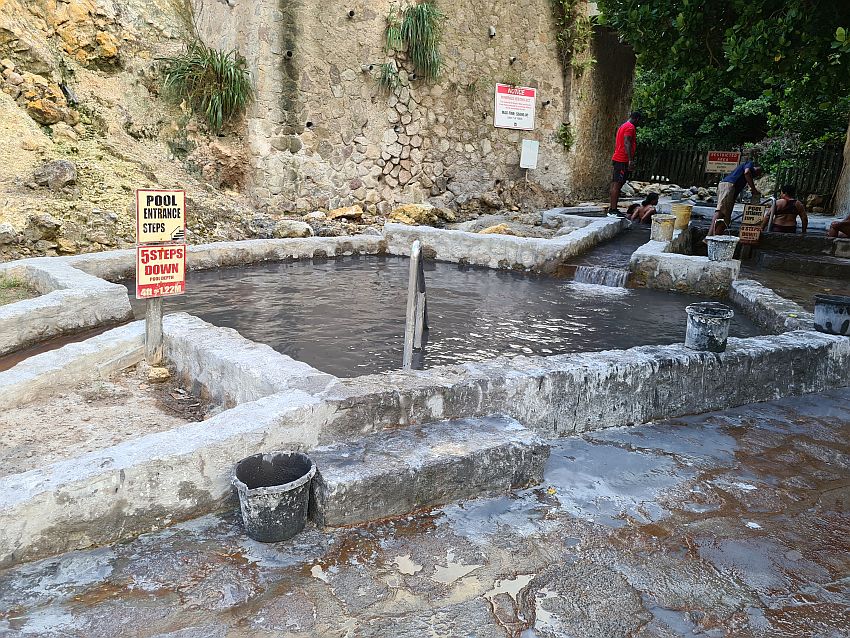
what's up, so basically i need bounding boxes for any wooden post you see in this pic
[145,297,163,365]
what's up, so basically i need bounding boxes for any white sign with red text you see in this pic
[706,151,741,174]
[136,244,186,300]
[494,84,536,130]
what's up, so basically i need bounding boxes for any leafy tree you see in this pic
[597,0,850,154]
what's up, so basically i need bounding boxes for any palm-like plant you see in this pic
[163,41,254,134]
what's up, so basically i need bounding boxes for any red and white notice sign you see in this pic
[705,151,741,174]
[494,84,537,130]
[136,244,186,300]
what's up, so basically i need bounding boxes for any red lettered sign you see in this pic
[494,84,537,130]
[706,151,741,173]
[136,244,186,299]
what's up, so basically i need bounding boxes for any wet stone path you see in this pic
[1,390,849,637]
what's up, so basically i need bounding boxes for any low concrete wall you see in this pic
[0,390,328,568]
[629,239,740,297]
[2,328,848,567]
[66,236,387,281]
[0,259,134,356]
[0,322,145,410]
[327,330,850,439]
[163,313,341,407]
[730,279,815,333]
[384,217,626,272]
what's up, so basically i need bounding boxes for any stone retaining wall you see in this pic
[191,0,631,211]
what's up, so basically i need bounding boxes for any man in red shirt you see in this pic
[608,111,642,214]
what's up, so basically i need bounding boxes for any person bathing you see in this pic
[626,192,659,223]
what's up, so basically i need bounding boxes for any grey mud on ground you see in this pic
[1,390,848,637]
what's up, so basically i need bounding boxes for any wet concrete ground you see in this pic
[1,389,848,637]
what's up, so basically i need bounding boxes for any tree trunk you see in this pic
[834,116,850,217]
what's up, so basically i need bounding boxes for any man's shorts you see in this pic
[715,181,737,221]
[612,161,629,184]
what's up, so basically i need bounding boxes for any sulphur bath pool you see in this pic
[126,256,762,377]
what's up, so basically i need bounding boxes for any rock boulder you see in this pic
[33,160,77,192]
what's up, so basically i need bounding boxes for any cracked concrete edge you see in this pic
[0,330,847,567]
[163,312,342,408]
[327,331,850,440]
[730,279,815,333]
[0,321,146,411]
[629,238,740,297]
[383,218,625,271]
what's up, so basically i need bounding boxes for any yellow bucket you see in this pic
[671,203,693,230]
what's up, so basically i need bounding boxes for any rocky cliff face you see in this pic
[0,0,268,259]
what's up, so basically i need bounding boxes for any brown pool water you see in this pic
[125,256,762,377]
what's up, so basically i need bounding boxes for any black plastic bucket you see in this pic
[814,294,850,336]
[232,451,316,543]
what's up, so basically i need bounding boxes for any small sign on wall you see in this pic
[520,140,539,169]
[494,84,536,131]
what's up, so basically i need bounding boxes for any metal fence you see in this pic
[632,144,845,209]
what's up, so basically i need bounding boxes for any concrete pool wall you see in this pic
[385,216,626,272]
[2,224,849,567]
[0,257,133,356]
[1,320,848,567]
[629,232,740,298]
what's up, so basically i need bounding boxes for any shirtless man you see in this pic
[828,213,850,238]
[763,184,808,234]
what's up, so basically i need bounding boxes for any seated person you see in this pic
[626,193,659,223]
[828,213,850,238]
[763,184,807,234]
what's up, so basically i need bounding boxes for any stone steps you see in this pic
[308,416,550,527]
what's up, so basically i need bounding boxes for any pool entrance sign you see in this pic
[135,188,187,365]
[739,203,768,245]
[494,84,536,130]
[136,189,186,244]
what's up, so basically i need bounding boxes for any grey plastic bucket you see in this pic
[232,451,316,543]
[705,235,739,261]
[685,302,734,353]
[814,294,850,335]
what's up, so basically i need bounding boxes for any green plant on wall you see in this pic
[551,0,595,76]
[556,122,575,150]
[162,40,254,134]
[383,1,446,81]
[376,61,401,92]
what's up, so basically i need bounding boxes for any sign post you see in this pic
[135,189,187,365]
